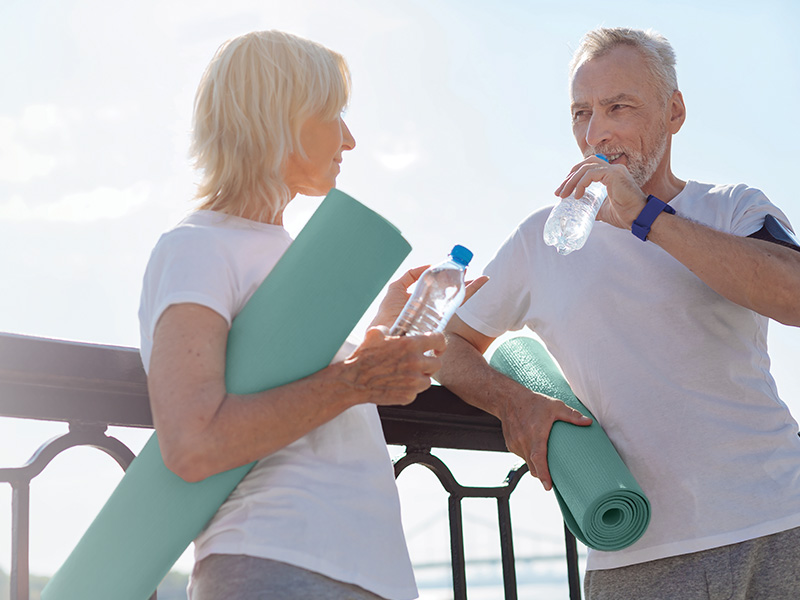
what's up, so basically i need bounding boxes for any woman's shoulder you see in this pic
[154,210,291,257]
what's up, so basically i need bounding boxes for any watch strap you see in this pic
[632,195,676,241]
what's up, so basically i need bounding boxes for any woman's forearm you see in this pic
[148,304,443,482]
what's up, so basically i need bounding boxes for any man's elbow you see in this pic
[773,308,800,328]
[766,282,800,327]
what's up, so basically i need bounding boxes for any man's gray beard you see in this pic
[627,132,668,188]
[589,128,669,188]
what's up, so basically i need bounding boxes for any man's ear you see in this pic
[668,90,686,134]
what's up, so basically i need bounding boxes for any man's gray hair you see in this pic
[570,28,679,103]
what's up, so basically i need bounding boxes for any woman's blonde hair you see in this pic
[190,30,351,222]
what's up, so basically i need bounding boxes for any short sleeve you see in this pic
[138,228,237,370]
[729,186,794,237]
[456,221,536,339]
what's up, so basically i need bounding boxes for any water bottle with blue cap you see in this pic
[390,245,473,336]
[543,154,609,255]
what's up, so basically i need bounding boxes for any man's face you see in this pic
[570,45,671,188]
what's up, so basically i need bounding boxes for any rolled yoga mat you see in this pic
[489,336,650,551]
[42,188,412,600]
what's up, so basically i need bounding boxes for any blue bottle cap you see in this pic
[450,245,473,266]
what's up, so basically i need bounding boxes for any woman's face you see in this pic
[285,113,356,197]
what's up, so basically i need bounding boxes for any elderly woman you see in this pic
[138,31,466,600]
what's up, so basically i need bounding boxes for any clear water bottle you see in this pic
[543,153,610,255]
[390,245,473,336]
[543,181,607,255]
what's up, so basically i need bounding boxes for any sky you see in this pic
[1,0,800,588]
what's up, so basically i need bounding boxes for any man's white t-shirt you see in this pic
[457,181,800,570]
[139,210,418,599]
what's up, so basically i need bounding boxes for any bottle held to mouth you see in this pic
[543,154,609,255]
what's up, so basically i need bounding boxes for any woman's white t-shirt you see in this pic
[139,210,417,599]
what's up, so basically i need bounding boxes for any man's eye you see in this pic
[572,111,589,121]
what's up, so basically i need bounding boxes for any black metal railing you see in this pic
[0,332,582,600]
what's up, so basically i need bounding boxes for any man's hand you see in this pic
[555,155,648,230]
[437,319,592,491]
[497,390,592,491]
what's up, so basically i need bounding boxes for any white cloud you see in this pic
[20,104,63,133]
[0,104,74,183]
[0,120,59,184]
[0,183,150,223]
[376,151,419,171]
[372,122,422,171]
[0,144,58,184]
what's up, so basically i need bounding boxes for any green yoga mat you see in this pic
[42,188,411,600]
[489,336,650,551]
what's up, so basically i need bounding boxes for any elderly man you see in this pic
[436,27,800,598]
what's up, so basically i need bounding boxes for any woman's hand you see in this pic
[369,267,490,330]
[336,327,446,406]
[369,266,429,329]
[463,275,489,302]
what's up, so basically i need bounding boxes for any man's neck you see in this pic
[642,153,686,202]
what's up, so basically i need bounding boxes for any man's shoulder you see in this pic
[685,180,767,202]
[679,180,771,215]
[681,180,789,235]
[517,205,554,233]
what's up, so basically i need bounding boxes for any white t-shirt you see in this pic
[458,181,800,570]
[138,210,417,600]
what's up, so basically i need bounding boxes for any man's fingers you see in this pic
[530,448,552,491]
[564,406,592,426]
[555,155,611,198]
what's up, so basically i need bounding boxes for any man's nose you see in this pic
[585,112,612,148]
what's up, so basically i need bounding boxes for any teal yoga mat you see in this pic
[489,336,650,551]
[42,189,411,600]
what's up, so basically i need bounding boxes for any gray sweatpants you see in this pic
[187,554,388,600]
[584,526,800,600]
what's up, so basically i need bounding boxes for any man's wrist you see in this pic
[632,195,676,241]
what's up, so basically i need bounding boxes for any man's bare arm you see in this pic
[435,315,591,490]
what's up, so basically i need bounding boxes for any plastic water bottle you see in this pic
[542,182,607,255]
[390,245,473,336]
[543,154,610,255]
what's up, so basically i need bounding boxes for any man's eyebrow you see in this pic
[570,93,641,112]
[599,93,640,106]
